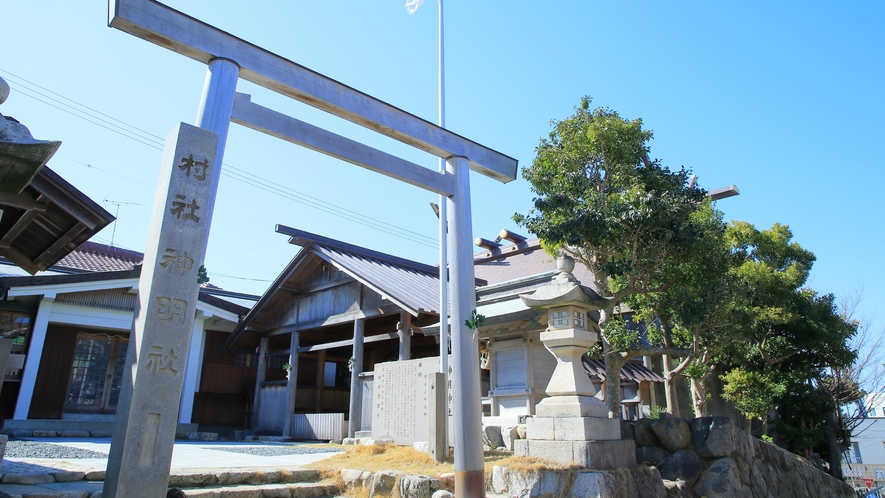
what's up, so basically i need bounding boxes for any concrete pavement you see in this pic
[0,438,343,497]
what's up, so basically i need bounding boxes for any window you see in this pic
[0,310,33,354]
[550,310,569,328]
[235,353,288,370]
[236,352,258,367]
[267,355,287,370]
[870,408,878,418]
[574,311,586,329]
[852,442,863,464]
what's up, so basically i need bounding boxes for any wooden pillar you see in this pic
[398,312,412,361]
[178,311,206,423]
[14,294,54,420]
[315,350,326,413]
[283,332,299,437]
[348,319,365,438]
[251,337,268,430]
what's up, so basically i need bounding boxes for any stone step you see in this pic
[176,482,340,497]
[0,469,339,498]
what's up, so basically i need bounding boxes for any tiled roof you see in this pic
[582,357,664,383]
[55,241,143,272]
[474,238,599,291]
[280,226,441,316]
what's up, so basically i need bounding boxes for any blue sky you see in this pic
[3,1,883,330]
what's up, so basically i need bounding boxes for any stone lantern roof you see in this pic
[520,254,608,311]
[0,76,62,194]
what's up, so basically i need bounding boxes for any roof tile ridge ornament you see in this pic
[519,253,610,311]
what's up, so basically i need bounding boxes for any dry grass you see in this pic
[313,446,576,497]
[313,444,455,475]
[313,444,567,476]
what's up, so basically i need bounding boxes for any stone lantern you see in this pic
[514,254,636,469]
[0,76,61,194]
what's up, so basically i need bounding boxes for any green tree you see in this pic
[624,202,734,417]
[515,97,710,417]
[715,223,857,469]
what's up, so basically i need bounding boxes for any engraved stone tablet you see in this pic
[372,357,452,446]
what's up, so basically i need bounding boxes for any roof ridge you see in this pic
[275,224,438,275]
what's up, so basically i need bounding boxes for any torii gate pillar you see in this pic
[447,155,485,496]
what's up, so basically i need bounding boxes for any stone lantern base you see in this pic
[514,394,636,469]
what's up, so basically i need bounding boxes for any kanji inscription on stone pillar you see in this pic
[103,123,219,498]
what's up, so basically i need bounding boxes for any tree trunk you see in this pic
[663,354,681,417]
[604,342,627,419]
[690,376,707,417]
[825,409,844,480]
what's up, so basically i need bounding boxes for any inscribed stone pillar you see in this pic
[103,123,219,498]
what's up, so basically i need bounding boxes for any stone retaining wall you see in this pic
[624,415,855,498]
[488,415,855,497]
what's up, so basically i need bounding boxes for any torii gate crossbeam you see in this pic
[103,2,517,498]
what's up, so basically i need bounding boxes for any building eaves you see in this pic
[197,289,254,316]
[224,246,315,349]
[0,266,141,293]
[278,225,439,275]
[582,357,664,383]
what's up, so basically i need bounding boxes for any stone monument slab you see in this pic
[372,357,452,446]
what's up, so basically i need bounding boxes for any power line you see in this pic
[0,69,437,248]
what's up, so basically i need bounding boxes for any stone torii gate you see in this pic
[102,1,517,497]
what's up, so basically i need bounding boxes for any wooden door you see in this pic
[65,333,128,413]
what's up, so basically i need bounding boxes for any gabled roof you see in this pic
[278,225,441,317]
[227,227,446,348]
[282,226,439,314]
[0,241,142,278]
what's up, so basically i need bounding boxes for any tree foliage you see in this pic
[514,98,858,466]
[515,97,710,416]
[714,223,857,460]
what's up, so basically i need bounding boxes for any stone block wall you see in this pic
[624,415,855,498]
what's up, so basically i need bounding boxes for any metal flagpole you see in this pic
[437,0,450,460]
[437,0,448,379]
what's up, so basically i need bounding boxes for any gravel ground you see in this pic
[210,446,344,457]
[4,440,108,459]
